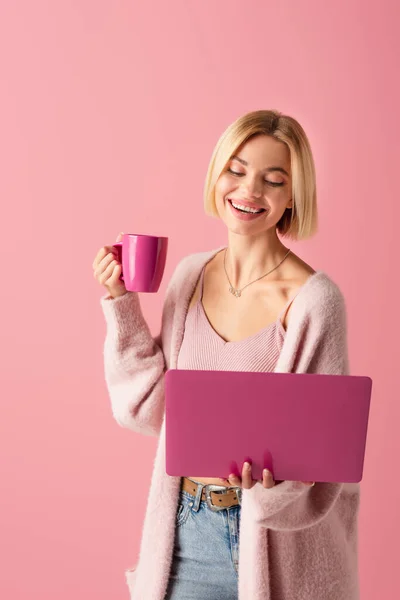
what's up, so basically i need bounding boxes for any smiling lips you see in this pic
[227,198,267,221]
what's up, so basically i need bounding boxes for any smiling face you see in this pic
[214,134,293,237]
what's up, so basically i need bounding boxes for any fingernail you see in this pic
[263,469,269,476]
[244,462,251,470]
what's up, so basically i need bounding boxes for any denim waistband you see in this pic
[180,479,242,513]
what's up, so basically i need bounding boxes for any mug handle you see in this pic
[112,241,124,281]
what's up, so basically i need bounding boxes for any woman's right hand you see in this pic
[92,232,128,299]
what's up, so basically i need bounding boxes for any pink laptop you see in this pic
[165,370,372,483]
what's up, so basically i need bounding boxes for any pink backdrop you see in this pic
[1,1,398,598]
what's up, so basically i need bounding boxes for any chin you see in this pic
[228,225,255,236]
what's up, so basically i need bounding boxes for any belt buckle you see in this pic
[204,484,242,512]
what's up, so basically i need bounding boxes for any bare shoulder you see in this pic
[187,249,225,310]
[280,253,316,329]
[286,253,345,304]
[188,277,201,310]
[285,253,316,282]
[281,254,347,329]
[280,253,316,300]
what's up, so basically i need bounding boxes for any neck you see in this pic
[225,230,290,289]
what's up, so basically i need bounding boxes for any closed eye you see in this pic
[227,168,284,187]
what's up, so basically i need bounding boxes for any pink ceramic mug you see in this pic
[113,233,168,293]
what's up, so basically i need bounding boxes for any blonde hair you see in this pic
[203,109,318,240]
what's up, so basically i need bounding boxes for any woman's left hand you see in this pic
[221,462,315,490]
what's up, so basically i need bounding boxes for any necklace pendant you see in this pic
[229,286,241,298]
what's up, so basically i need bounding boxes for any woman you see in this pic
[92,110,359,600]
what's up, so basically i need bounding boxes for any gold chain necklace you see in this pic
[223,247,291,298]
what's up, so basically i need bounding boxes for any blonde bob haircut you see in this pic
[203,109,318,240]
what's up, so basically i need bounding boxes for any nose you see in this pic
[240,175,262,199]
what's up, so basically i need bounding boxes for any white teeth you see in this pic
[230,200,263,214]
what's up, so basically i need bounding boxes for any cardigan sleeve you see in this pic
[243,274,350,531]
[99,258,184,437]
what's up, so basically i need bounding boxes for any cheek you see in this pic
[215,176,234,202]
[266,189,290,208]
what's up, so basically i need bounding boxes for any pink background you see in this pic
[0,1,398,598]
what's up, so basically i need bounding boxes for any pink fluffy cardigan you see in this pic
[100,247,360,600]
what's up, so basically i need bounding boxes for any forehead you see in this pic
[233,134,290,169]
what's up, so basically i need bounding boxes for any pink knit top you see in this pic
[177,266,288,372]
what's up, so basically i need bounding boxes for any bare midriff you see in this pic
[186,476,234,487]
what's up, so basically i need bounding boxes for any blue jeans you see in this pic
[164,481,241,600]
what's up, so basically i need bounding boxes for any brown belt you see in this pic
[181,477,241,509]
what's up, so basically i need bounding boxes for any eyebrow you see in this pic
[231,155,289,177]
